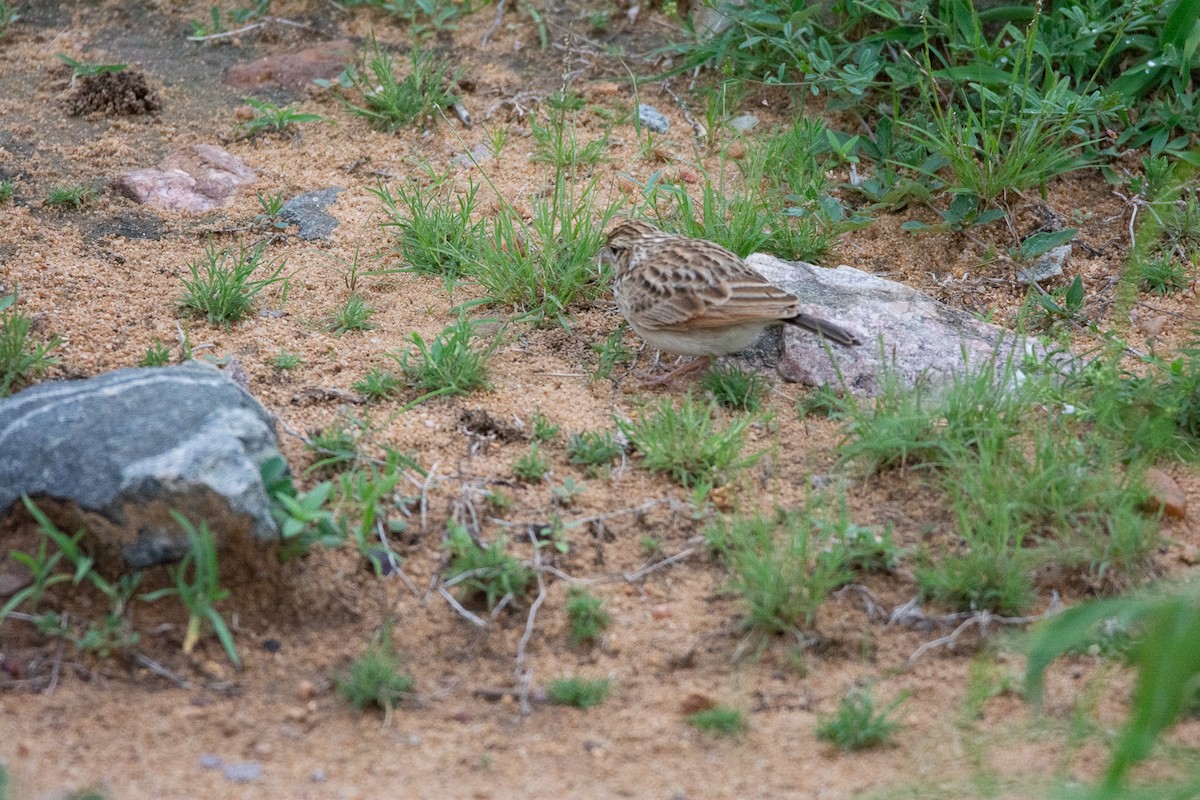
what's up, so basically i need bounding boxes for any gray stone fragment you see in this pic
[729,114,759,133]
[637,104,669,133]
[198,754,223,769]
[737,254,1060,396]
[1016,244,1071,284]
[449,143,493,170]
[222,761,263,783]
[0,362,282,569]
[279,188,344,241]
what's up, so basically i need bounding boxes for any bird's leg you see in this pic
[639,356,711,388]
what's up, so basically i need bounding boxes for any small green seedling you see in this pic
[56,53,126,83]
[816,687,907,751]
[44,184,97,209]
[688,706,747,736]
[240,98,324,137]
[548,676,610,708]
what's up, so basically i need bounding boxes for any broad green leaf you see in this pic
[1065,276,1085,310]
[1019,229,1077,260]
[932,65,1014,84]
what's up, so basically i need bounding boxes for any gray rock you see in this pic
[637,104,669,134]
[279,188,343,241]
[729,114,759,134]
[310,768,327,783]
[1016,244,1071,284]
[0,362,282,569]
[198,754,223,770]
[449,143,493,170]
[740,254,1057,396]
[222,761,263,783]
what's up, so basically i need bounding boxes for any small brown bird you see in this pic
[604,220,860,382]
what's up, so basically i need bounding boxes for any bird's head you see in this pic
[601,219,661,271]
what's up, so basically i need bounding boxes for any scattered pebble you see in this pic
[1144,467,1187,519]
[297,679,316,700]
[200,660,226,680]
[637,104,669,133]
[450,143,493,170]
[311,768,327,783]
[1016,244,1071,284]
[0,567,31,598]
[729,113,759,133]
[280,188,344,241]
[679,692,716,715]
[222,761,263,783]
[198,754,223,770]
[1137,314,1168,338]
[262,638,281,653]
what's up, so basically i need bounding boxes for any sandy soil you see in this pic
[1,2,1198,799]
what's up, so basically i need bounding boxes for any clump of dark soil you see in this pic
[64,69,162,116]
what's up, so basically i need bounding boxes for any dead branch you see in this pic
[186,17,311,43]
[437,585,487,628]
[514,527,548,717]
[481,0,507,46]
[133,650,191,688]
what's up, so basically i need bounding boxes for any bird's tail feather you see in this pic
[784,313,861,346]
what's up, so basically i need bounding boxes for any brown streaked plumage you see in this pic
[604,220,859,380]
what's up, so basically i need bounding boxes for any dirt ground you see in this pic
[1,2,1198,799]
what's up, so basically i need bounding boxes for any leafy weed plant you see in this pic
[141,512,240,668]
[548,676,610,709]
[565,587,611,646]
[703,364,768,411]
[0,180,13,202]
[139,338,172,367]
[373,176,482,282]
[343,0,465,37]
[179,243,286,327]
[44,184,96,210]
[618,395,760,488]
[816,687,907,751]
[513,443,549,483]
[390,315,495,403]
[0,289,61,396]
[567,430,624,469]
[261,456,345,560]
[707,510,851,634]
[688,706,747,736]
[326,293,376,333]
[0,1,17,36]
[338,628,414,719]
[1027,586,1200,798]
[472,174,616,322]
[1137,255,1191,295]
[305,414,365,474]
[334,36,458,131]
[352,367,403,400]
[239,98,324,137]
[530,96,609,171]
[272,348,302,370]
[443,524,531,610]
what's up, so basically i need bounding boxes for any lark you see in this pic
[604,220,861,383]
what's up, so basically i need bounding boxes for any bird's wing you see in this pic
[625,239,799,331]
